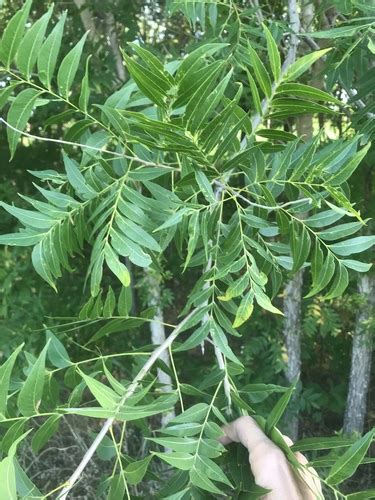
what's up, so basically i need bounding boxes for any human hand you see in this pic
[219,416,323,499]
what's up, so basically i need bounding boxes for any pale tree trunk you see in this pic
[74,1,125,83]
[145,270,175,426]
[104,12,126,83]
[282,271,304,441]
[73,0,97,40]
[343,274,374,435]
[282,0,315,442]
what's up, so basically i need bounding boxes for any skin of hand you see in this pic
[219,416,323,500]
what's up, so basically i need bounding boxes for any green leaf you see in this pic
[149,437,198,453]
[79,55,91,113]
[330,236,375,256]
[96,105,129,138]
[210,320,243,366]
[31,242,56,290]
[125,456,152,485]
[63,153,96,199]
[0,0,32,68]
[153,452,194,471]
[346,490,375,500]
[118,286,133,316]
[247,43,272,98]
[111,228,152,268]
[123,53,168,109]
[116,216,161,252]
[292,436,355,452]
[195,171,216,204]
[218,274,249,302]
[104,244,131,287]
[0,232,42,247]
[57,31,89,99]
[176,43,228,80]
[0,457,16,500]
[318,221,365,241]
[14,459,42,498]
[341,260,372,272]
[103,287,116,318]
[253,284,283,315]
[37,10,67,88]
[246,69,262,115]
[305,209,344,228]
[265,379,297,434]
[284,48,332,81]
[184,211,200,270]
[186,68,233,132]
[306,25,370,38]
[0,83,20,111]
[108,474,125,500]
[196,455,233,487]
[291,222,311,272]
[169,403,209,424]
[0,201,55,231]
[31,415,61,453]
[17,342,49,416]
[326,429,374,485]
[189,466,222,494]
[327,143,371,186]
[46,330,72,368]
[6,88,42,158]
[323,261,349,300]
[262,23,281,81]
[79,370,119,409]
[277,83,341,105]
[175,321,210,352]
[1,421,25,454]
[68,393,177,420]
[16,6,53,79]
[0,344,23,418]
[233,290,254,328]
[305,250,335,298]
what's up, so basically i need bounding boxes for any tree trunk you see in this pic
[104,12,126,83]
[343,274,374,435]
[73,0,97,40]
[282,0,315,443]
[145,270,175,426]
[282,271,304,441]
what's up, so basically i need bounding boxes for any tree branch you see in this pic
[57,308,197,499]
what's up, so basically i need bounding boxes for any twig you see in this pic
[200,182,232,411]
[57,308,197,499]
[214,180,312,210]
[0,117,176,170]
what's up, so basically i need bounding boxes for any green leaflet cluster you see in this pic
[0,335,180,498]
[0,0,373,350]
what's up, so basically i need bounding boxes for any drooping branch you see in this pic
[58,308,197,499]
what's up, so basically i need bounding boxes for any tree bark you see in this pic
[282,0,315,443]
[145,270,175,426]
[343,274,374,435]
[73,0,97,40]
[282,271,304,441]
[104,12,126,83]
[74,1,125,83]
